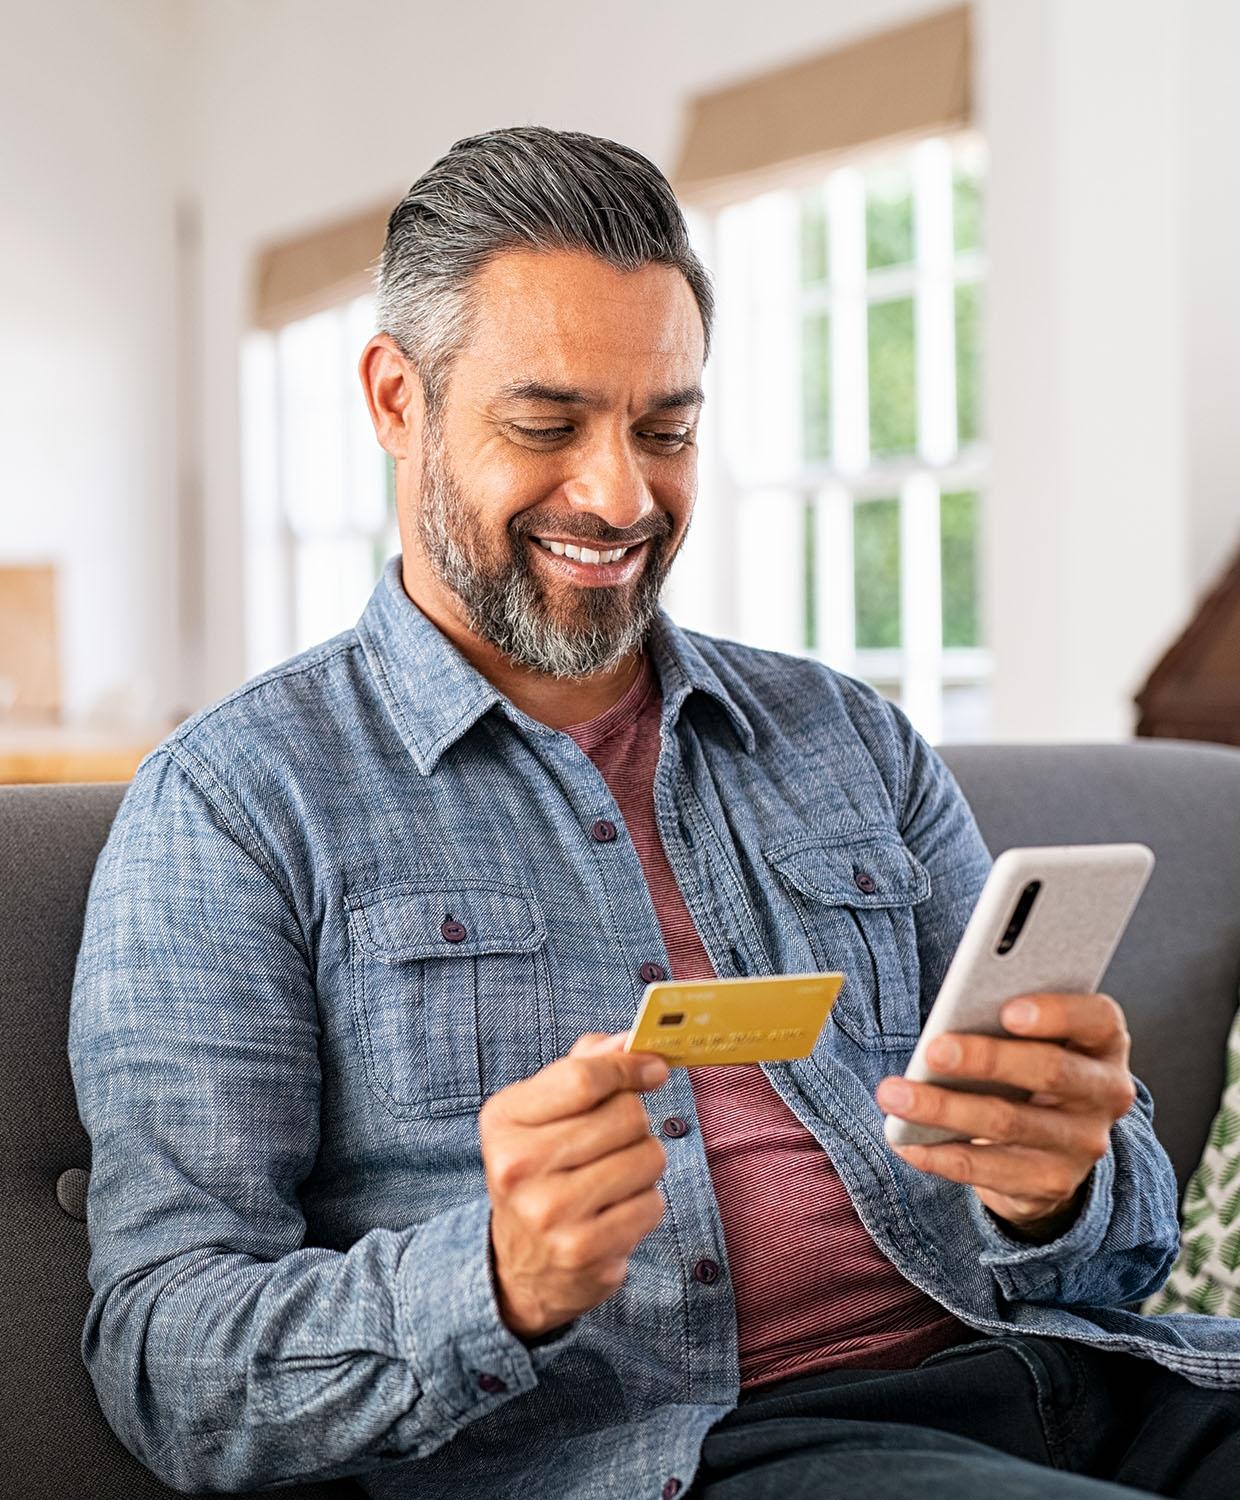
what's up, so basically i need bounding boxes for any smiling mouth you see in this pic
[531,536,644,567]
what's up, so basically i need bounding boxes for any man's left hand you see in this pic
[876,993,1138,1238]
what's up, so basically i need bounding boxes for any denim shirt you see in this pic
[69,558,1240,1499]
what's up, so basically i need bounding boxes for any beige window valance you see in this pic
[252,203,391,330]
[673,5,972,202]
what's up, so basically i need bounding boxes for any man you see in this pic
[70,127,1240,1499]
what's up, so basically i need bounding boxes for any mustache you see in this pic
[510,512,672,549]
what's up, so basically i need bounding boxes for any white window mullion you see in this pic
[736,487,804,653]
[900,471,943,741]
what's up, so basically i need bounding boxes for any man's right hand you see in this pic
[480,1032,671,1341]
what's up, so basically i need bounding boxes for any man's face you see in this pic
[408,249,705,678]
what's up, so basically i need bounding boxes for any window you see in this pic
[241,294,397,676]
[693,133,988,743]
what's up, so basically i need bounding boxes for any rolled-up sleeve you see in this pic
[69,749,541,1493]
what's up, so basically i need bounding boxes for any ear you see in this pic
[358,333,427,460]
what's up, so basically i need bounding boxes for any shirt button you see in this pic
[661,1116,690,1139]
[662,1481,682,1500]
[692,1257,721,1285]
[477,1372,507,1394]
[854,870,878,895]
[591,818,618,843]
[441,919,468,942]
[639,962,667,984]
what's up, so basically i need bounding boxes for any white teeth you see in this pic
[534,538,633,565]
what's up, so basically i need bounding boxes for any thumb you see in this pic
[569,1031,631,1058]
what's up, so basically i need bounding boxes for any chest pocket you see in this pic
[764,832,930,1050]
[344,881,550,1120]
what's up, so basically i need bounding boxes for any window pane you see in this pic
[955,282,981,446]
[803,499,817,652]
[800,190,828,284]
[866,163,913,269]
[802,311,831,462]
[854,498,901,649]
[953,162,983,254]
[868,298,916,456]
[941,490,980,648]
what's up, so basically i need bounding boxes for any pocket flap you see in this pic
[765,831,930,909]
[345,882,546,962]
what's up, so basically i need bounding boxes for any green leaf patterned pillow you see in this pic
[1146,1006,1240,1319]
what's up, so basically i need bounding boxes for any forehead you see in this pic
[456,248,705,393]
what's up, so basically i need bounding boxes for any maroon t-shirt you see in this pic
[565,654,965,1389]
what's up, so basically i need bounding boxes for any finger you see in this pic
[522,1137,666,1233]
[918,1033,1132,1111]
[876,1078,1110,1157]
[536,1091,656,1172]
[572,1186,667,1267]
[499,1050,669,1127]
[892,1139,1089,1203]
[570,1031,630,1057]
[565,1134,668,1217]
[999,992,1130,1058]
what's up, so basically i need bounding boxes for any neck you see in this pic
[399,554,646,730]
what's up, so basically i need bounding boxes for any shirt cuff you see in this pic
[396,1195,565,1434]
[972,1149,1116,1302]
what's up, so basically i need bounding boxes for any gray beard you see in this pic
[415,436,679,680]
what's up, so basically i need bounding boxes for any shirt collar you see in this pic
[355,556,755,775]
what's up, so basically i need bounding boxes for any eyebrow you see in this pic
[495,380,705,413]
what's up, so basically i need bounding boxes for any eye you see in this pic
[510,423,574,442]
[639,429,694,451]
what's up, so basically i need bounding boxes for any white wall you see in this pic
[0,0,190,723]
[978,0,1191,740]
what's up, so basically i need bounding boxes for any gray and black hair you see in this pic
[375,125,713,407]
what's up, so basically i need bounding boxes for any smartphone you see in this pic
[884,843,1154,1148]
[624,972,844,1067]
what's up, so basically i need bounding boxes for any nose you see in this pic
[559,431,655,533]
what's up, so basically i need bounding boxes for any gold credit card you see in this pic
[624,972,844,1066]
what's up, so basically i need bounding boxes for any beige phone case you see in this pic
[885,843,1154,1148]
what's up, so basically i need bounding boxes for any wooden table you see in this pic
[0,724,166,784]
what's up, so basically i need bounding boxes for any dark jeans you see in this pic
[688,1336,1240,1498]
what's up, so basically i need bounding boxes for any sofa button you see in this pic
[56,1167,90,1221]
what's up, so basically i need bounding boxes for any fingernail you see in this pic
[1006,999,1038,1029]
[881,1080,913,1111]
[929,1037,961,1069]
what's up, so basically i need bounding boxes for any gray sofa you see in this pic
[5,740,1240,1499]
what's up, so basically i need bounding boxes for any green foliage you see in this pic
[868,298,917,455]
[1147,1286,1180,1316]
[1229,1286,1240,1319]
[1219,1153,1240,1191]
[955,283,981,447]
[1189,1279,1224,1316]
[1185,1234,1216,1278]
[941,491,980,649]
[802,312,831,463]
[802,502,817,653]
[1189,1158,1216,1197]
[1220,1183,1240,1229]
[1227,1044,1240,1089]
[800,191,829,285]
[1220,1226,1240,1274]
[853,499,901,650]
[1183,1200,1216,1233]
[953,164,983,254]
[1210,1106,1240,1153]
[866,165,913,269]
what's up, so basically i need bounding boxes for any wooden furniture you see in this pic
[0,726,162,785]
[1136,546,1240,746]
